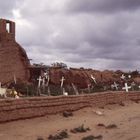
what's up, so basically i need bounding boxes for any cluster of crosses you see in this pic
[1,73,139,98]
[37,72,139,96]
[111,74,139,92]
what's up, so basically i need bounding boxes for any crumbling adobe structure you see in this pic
[0,19,30,84]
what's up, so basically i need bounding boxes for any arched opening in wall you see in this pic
[6,22,10,33]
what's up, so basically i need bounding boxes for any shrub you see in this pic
[37,137,44,140]
[48,130,69,140]
[70,124,90,133]
[81,135,103,140]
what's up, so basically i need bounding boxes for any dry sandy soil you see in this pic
[0,101,140,140]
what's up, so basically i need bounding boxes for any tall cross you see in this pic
[87,83,91,93]
[122,83,131,92]
[131,82,135,91]
[72,83,79,95]
[46,75,50,87]
[14,74,16,84]
[43,72,50,86]
[91,75,97,84]
[60,76,65,87]
[42,77,45,87]
[44,72,48,79]
[37,76,42,88]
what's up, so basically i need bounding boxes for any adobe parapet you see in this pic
[0,18,15,42]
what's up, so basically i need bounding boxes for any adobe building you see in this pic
[0,18,30,84]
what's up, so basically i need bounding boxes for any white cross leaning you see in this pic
[43,72,48,79]
[14,74,17,84]
[72,83,79,95]
[60,76,65,87]
[122,83,131,92]
[37,76,42,88]
[42,77,45,87]
[113,82,119,90]
[46,75,50,87]
[131,81,135,87]
[121,74,125,80]
[91,75,97,84]
[43,72,50,86]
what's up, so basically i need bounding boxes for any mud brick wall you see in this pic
[0,91,140,123]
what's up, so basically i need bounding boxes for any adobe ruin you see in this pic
[0,19,30,84]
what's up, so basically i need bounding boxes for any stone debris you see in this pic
[63,111,73,118]
[48,130,69,140]
[93,110,104,116]
[97,123,117,129]
[81,135,103,140]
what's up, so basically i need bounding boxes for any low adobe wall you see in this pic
[0,91,140,123]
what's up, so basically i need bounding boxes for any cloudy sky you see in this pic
[0,0,140,71]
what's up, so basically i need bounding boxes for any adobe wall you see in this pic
[0,91,140,123]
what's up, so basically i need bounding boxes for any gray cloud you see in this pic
[0,0,140,71]
[66,0,140,13]
[0,0,22,17]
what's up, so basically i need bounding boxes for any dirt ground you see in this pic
[0,100,140,140]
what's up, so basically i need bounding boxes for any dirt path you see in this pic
[0,101,140,140]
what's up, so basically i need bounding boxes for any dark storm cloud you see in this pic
[1,0,140,70]
[0,0,22,17]
[66,0,140,13]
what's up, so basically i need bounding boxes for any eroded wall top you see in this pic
[0,18,15,42]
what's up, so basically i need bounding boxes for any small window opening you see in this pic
[6,23,10,33]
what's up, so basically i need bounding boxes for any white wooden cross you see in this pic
[43,72,50,86]
[42,77,45,87]
[131,81,135,87]
[87,84,91,93]
[131,82,136,90]
[60,76,65,87]
[112,82,119,90]
[14,74,16,84]
[121,74,125,80]
[122,83,131,92]
[72,83,79,95]
[46,75,50,87]
[43,72,48,79]
[91,75,97,84]
[37,76,42,88]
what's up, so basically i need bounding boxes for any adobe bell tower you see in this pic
[0,19,16,42]
[0,18,30,84]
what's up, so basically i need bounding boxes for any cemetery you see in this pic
[0,19,140,140]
